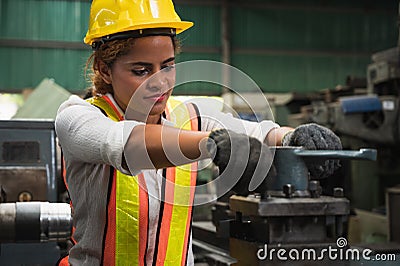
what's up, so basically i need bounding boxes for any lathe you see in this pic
[192,147,377,265]
[0,119,72,265]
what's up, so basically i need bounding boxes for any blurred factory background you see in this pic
[1,0,400,265]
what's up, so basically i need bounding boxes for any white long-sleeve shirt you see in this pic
[55,94,279,265]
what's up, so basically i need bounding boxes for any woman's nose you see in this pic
[146,70,171,92]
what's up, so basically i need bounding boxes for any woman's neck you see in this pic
[112,94,161,124]
[124,110,161,124]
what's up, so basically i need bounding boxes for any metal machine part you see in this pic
[0,120,60,202]
[0,166,48,203]
[309,95,400,144]
[0,202,72,243]
[266,147,376,197]
[226,147,377,265]
[367,47,400,96]
[193,147,377,265]
[0,120,69,264]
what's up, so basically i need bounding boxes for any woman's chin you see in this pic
[149,102,167,116]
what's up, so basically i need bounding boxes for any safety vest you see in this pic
[86,95,199,266]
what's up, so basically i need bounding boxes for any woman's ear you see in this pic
[98,61,112,85]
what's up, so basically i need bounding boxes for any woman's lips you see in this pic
[144,91,169,102]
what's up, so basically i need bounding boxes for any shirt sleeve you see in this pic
[189,97,280,143]
[55,95,142,174]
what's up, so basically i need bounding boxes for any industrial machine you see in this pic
[192,147,377,265]
[187,41,400,265]
[0,119,72,265]
[301,47,400,145]
[294,45,400,238]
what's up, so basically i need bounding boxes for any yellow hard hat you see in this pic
[84,0,193,47]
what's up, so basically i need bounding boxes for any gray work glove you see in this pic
[282,123,342,179]
[207,129,274,196]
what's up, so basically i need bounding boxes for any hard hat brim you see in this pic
[84,21,194,45]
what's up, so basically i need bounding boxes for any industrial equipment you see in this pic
[234,44,400,265]
[0,119,72,265]
[304,47,400,145]
[290,45,400,241]
[193,147,377,265]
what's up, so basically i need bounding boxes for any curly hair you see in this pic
[85,36,180,97]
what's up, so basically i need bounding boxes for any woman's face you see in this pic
[105,36,175,122]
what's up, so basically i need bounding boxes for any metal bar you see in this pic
[191,239,237,264]
[0,39,374,58]
[229,0,394,14]
[221,0,230,94]
[40,0,395,14]
[0,120,55,130]
[294,148,377,161]
[0,39,221,54]
[0,202,72,243]
[178,0,394,14]
[221,0,230,64]
[0,39,88,50]
[233,47,372,58]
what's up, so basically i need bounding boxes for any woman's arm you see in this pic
[264,126,294,146]
[56,96,213,173]
[124,124,211,170]
[186,98,290,147]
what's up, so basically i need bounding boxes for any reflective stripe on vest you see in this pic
[87,95,198,266]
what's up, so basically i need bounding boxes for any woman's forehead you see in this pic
[119,36,175,63]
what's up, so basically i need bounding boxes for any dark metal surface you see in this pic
[0,243,62,266]
[266,147,309,192]
[192,221,236,265]
[0,119,58,202]
[266,147,377,193]
[0,119,55,130]
[0,167,47,202]
[0,120,68,263]
[229,195,349,217]
[193,221,230,251]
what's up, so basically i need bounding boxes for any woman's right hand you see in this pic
[206,129,274,196]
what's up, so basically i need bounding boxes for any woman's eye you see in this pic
[162,65,175,72]
[132,69,149,76]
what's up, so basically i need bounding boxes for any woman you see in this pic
[55,0,341,265]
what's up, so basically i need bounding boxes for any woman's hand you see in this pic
[207,129,274,196]
[281,123,342,179]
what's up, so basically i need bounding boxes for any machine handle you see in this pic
[293,148,377,161]
[0,202,72,243]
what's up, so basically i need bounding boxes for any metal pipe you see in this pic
[221,0,231,94]
[0,202,72,243]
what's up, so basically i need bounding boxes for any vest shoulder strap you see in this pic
[86,96,123,122]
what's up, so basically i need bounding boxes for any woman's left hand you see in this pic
[282,123,342,179]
